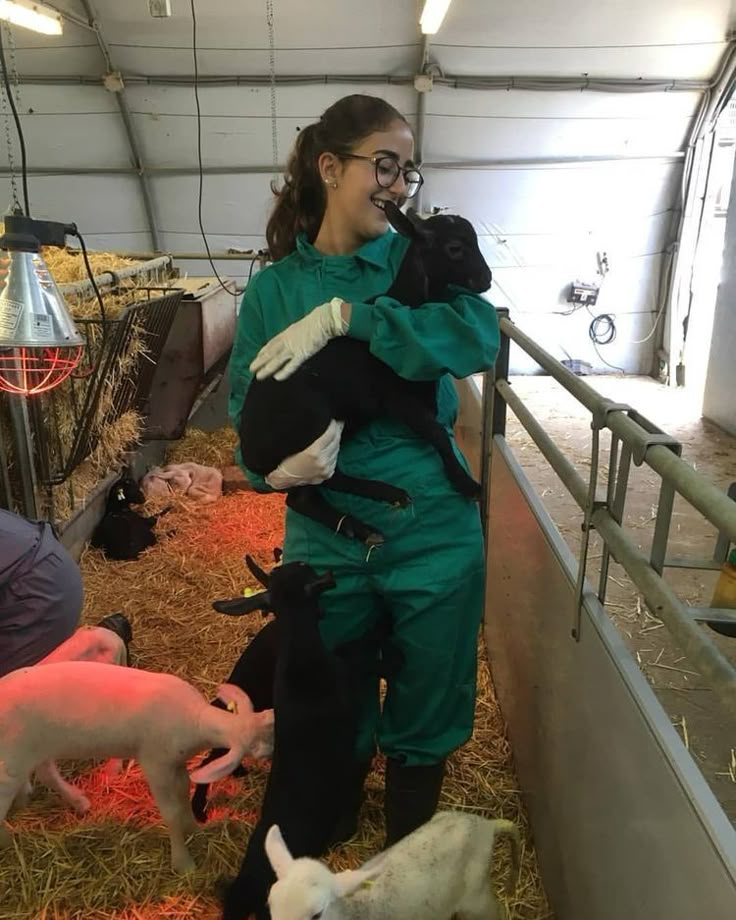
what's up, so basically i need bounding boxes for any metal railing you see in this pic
[482,310,736,720]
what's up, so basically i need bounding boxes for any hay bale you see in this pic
[45,410,143,523]
[166,427,239,471]
[42,248,137,285]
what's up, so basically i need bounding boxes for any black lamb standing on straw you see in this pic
[212,556,356,920]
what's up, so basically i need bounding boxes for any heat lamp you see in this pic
[0,213,84,396]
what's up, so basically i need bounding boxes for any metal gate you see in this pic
[455,308,736,920]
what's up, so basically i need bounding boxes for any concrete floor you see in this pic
[483,373,736,824]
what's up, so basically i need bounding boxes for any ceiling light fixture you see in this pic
[420,0,453,35]
[0,0,63,36]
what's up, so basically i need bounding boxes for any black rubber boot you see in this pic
[707,620,736,638]
[383,757,446,848]
[96,612,133,647]
[96,612,133,662]
[328,758,374,846]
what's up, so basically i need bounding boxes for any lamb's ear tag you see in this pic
[226,701,238,714]
[242,587,259,598]
[116,488,125,501]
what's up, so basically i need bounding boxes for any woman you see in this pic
[229,93,499,846]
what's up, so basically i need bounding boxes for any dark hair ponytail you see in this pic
[266,94,410,261]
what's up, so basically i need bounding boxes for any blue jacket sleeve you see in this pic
[347,285,500,381]
[228,282,274,492]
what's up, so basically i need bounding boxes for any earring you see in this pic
[324,178,338,189]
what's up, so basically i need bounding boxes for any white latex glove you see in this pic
[265,420,344,489]
[250,298,348,381]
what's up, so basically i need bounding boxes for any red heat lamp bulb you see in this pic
[0,344,84,395]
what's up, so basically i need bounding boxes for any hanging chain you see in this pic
[5,24,22,107]
[265,0,278,178]
[0,24,21,210]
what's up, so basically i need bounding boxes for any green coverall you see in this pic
[229,230,500,767]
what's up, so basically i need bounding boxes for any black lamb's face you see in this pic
[382,201,492,294]
[268,562,336,612]
[422,215,493,294]
[111,476,145,508]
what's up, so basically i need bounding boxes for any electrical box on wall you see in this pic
[567,281,600,306]
[149,0,172,17]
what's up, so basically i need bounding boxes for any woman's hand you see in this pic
[265,420,344,489]
[250,298,350,381]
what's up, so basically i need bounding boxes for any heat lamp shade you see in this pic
[0,249,83,349]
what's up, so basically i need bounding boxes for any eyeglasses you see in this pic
[340,154,424,199]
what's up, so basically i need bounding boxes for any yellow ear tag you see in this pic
[242,587,259,597]
[361,880,375,890]
[226,701,238,714]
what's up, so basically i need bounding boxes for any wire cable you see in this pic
[72,228,107,327]
[0,24,29,215]
[190,0,238,295]
[586,308,625,374]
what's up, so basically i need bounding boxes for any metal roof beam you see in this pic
[75,0,161,250]
[11,72,712,93]
[0,153,685,178]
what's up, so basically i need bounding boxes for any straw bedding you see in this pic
[0,427,553,920]
[34,248,178,524]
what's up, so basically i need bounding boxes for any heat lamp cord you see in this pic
[190,0,238,297]
[71,228,107,327]
[0,24,30,216]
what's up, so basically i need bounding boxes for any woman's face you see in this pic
[324,119,417,244]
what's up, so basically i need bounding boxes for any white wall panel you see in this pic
[108,46,419,78]
[431,45,726,80]
[125,84,414,119]
[93,0,417,77]
[11,112,131,169]
[421,163,682,233]
[169,257,261,287]
[425,113,693,160]
[152,173,274,238]
[12,84,119,114]
[127,84,415,169]
[427,88,704,121]
[79,0,731,80]
[435,0,729,80]
[477,211,673,272]
[9,28,102,78]
[0,175,148,236]
[439,0,729,44]
[508,304,661,375]
[423,163,677,373]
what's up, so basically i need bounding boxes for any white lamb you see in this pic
[0,661,274,872]
[142,462,223,504]
[266,810,520,920]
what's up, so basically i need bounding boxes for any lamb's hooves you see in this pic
[191,798,208,824]
[454,476,482,500]
[172,853,196,874]
[335,514,386,546]
[389,490,412,508]
[101,757,123,778]
[365,532,385,547]
[335,515,385,546]
[71,793,91,816]
[214,875,234,904]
